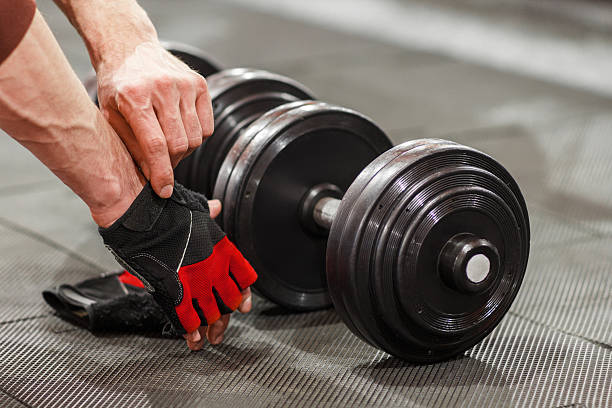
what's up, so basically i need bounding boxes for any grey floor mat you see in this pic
[0,1,610,407]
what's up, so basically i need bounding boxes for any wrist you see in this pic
[90,22,158,73]
[90,178,145,228]
[56,0,159,72]
[89,116,146,228]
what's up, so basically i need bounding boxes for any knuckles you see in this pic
[187,133,203,150]
[193,74,209,93]
[168,139,189,157]
[110,70,208,109]
[114,82,150,111]
[146,135,168,156]
[155,75,176,94]
[103,65,213,164]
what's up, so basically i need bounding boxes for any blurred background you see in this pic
[0,1,610,407]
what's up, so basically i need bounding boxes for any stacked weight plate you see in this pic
[326,139,530,361]
[213,101,393,310]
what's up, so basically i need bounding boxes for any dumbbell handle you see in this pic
[313,197,341,230]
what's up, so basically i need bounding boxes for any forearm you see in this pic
[0,11,144,226]
[53,0,158,72]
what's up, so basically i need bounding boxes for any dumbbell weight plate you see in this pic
[214,100,317,230]
[216,102,392,310]
[180,69,314,197]
[327,139,530,362]
[324,139,439,348]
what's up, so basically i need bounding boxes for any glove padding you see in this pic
[99,183,257,334]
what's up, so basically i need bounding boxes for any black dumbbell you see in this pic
[85,45,530,362]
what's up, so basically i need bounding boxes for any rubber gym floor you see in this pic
[0,1,610,407]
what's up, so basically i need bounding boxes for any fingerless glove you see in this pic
[99,183,257,334]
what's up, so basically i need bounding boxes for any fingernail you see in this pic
[209,199,221,212]
[189,330,201,342]
[160,185,173,198]
[244,295,252,310]
[213,335,223,345]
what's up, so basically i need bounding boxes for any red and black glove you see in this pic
[99,182,257,334]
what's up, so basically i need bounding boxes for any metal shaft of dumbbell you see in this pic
[312,197,340,231]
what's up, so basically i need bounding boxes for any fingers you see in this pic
[159,76,207,167]
[193,287,221,325]
[208,199,221,219]
[113,87,208,196]
[183,314,227,350]
[238,288,252,314]
[173,277,202,334]
[195,79,214,141]
[118,104,174,198]
[184,326,210,351]
[157,95,189,169]
[184,314,230,350]
[183,327,205,351]
[184,288,251,351]
[179,87,204,159]
[214,278,243,311]
[206,314,230,345]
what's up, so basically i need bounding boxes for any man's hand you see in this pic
[52,0,214,197]
[97,42,214,198]
[100,186,257,351]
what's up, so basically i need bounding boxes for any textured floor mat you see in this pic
[0,223,100,322]
[0,226,609,407]
[0,288,609,408]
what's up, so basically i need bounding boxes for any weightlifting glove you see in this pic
[99,182,257,334]
[42,271,170,333]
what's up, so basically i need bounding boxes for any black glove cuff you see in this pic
[98,183,167,234]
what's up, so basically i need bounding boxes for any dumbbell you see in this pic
[86,45,530,362]
[184,70,530,362]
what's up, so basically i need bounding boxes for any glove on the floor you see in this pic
[42,271,172,334]
[99,182,257,334]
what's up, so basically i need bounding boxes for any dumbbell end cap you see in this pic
[438,233,500,294]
